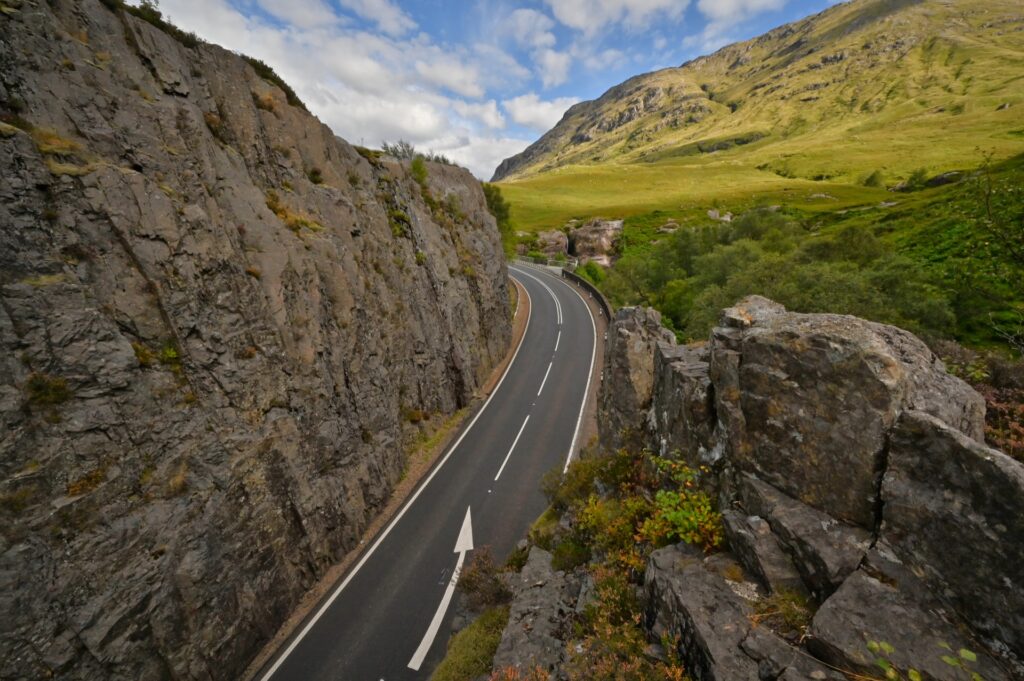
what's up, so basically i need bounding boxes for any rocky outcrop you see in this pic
[492,548,581,677]
[882,410,1024,658]
[600,298,1024,680]
[598,307,675,450]
[0,2,510,680]
[569,219,622,267]
[710,295,984,528]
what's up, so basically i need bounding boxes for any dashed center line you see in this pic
[494,415,529,481]
[537,361,553,396]
[554,329,561,352]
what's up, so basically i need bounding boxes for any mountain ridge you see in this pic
[492,0,1024,183]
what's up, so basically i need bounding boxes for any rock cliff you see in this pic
[604,298,1023,680]
[0,1,510,679]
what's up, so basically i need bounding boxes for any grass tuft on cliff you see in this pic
[429,606,510,681]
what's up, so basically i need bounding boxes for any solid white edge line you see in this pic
[257,274,533,681]
[525,267,597,474]
[494,415,530,481]
[537,361,553,396]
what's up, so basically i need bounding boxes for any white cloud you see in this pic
[582,47,625,70]
[256,0,341,29]
[503,92,580,132]
[415,55,485,98]
[505,8,557,50]
[696,0,786,23]
[537,49,572,88]
[453,100,507,130]
[543,0,688,35]
[336,0,416,36]
[428,135,535,180]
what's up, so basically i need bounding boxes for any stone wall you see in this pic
[0,2,510,679]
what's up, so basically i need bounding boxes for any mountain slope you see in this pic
[0,1,509,679]
[493,0,1024,185]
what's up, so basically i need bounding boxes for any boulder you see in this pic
[722,510,807,596]
[740,476,870,600]
[645,544,761,681]
[710,296,985,527]
[882,410,1024,661]
[535,230,568,257]
[649,343,719,467]
[570,219,622,267]
[598,308,676,450]
[809,571,1010,681]
[492,548,576,677]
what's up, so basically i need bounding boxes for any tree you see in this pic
[482,183,514,256]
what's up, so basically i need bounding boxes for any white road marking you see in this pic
[494,415,530,481]
[512,266,561,325]
[554,329,561,352]
[257,278,532,681]
[537,361,553,396]
[523,267,598,473]
[407,507,474,671]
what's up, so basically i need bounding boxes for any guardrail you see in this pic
[513,255,578,271]
[561,269,612,323]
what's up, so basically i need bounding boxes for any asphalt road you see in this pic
[255,264,598,681]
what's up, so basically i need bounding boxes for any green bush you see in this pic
[863,169,885,187]
[410,155,428,187]
[482,183,514,256]
[430,606,510,681]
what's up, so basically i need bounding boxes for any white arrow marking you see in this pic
[407,507,474,671]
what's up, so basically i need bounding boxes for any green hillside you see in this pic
[496,0,1024,233]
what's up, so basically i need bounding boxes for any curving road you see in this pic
[254,264,598,681]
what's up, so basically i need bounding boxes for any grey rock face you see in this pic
[569,219,622,267]
[722,510,806,596]
[646,544,761,681]
[492,548,577,678]
[740,476,871,600]
[883,410,1024,660]
[0,2,510,680]
[710,296,984,528]
[596,297,1024,681]
[598,307,675,450]
[650,342,718,467]
[809,571,1010,681]
[535,229,569,257]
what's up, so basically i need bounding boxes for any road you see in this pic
[254,264,598,681]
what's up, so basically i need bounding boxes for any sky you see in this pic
[148,0,843,178]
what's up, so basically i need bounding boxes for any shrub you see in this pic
[132,342,155,367]
[863,169,885,187]
[204,112,228,144]
[25,373,71,406]
[242,56,307,111]
[752,589,813,642]
[457,546,512,611]
[121,0,202,49]
[382,139,417,160]
[482,183,514,256]
[306,166,323,184]
[410,155,428,187]
[415,251,427,266]
[430,606,510,681]
[252,91,275,112]
[551,536,591,571]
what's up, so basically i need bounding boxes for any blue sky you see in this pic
[152,0,841,177]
